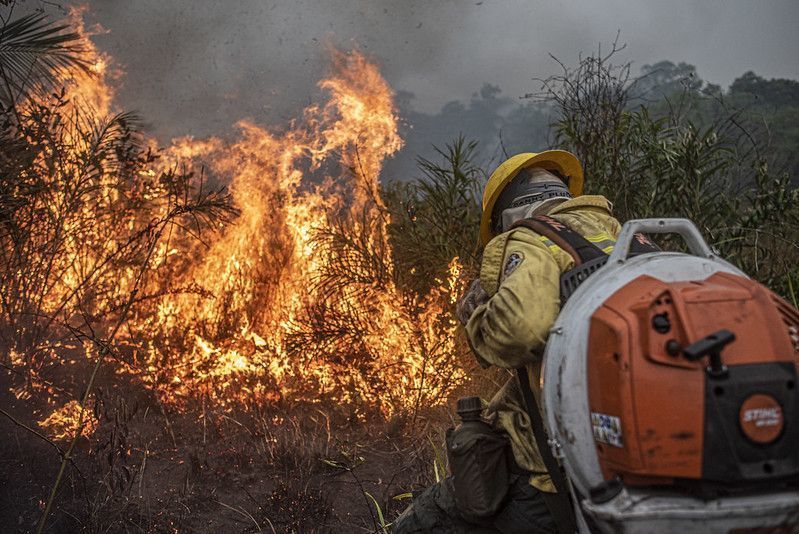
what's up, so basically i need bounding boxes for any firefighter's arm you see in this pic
[465,229,561,369]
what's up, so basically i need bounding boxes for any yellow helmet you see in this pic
[480,150,583,245]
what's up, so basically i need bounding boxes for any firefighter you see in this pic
[393,150,622,534]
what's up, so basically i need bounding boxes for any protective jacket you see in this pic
[465,194,621,493]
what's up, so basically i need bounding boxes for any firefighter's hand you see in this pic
[455,279,488,325]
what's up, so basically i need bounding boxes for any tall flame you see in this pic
[28,16,467,435]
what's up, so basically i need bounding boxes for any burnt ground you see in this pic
[0,365,464,533]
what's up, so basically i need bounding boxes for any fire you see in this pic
[15,12,469,439]
[138,48,466,414]
[39,399,97,442]
[65,6,117,116]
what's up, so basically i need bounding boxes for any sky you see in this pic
[35,1,799,145]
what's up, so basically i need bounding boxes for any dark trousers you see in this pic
[392,474,557,534]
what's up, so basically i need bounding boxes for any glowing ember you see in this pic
[39,400,97,441]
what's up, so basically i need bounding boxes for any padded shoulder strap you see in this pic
[510,215,606,266]
[511,215,660,265]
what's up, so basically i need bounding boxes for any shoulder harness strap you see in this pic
[516,367,578,534]
[510,215,660,303]
[511,215,606,266]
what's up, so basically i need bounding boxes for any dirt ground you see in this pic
[0,365,459,533]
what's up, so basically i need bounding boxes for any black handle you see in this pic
[683,329,736,377]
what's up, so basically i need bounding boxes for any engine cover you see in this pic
[587,272,799,491]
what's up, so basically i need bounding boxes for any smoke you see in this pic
[83,0,457,140]
[41,1,799,148]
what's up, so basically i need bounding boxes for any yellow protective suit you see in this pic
[465,194,622,492]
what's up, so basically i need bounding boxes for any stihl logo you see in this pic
[742,407,782,427]
[739,393,784,444]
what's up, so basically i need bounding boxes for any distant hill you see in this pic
[384,61,799,183]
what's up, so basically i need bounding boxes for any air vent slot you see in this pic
[770,292,799,353]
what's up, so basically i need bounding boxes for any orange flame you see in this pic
[39,399,97,441]
[30,15,468,436]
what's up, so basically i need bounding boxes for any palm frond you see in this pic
[0,12,89,105]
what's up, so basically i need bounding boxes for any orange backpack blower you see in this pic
[536,218,799,533]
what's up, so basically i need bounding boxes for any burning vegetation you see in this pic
[3,9,470,432]
[1,9,479,531]
[126,46,468,418]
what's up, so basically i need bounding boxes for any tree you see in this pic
[0,11,88,108]
[535,44,799,293]
[637,60,703,100]
[386,136,484,292]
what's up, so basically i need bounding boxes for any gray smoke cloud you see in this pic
[43,1,799,145]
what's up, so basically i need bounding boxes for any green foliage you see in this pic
[540,46,799,292]
[730,71,799,107]
[727,73,799,179]
[637,60,703,98]
[385,136,484,293]
[636,65,799,182]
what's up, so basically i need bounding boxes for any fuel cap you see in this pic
[739,393,784,445]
